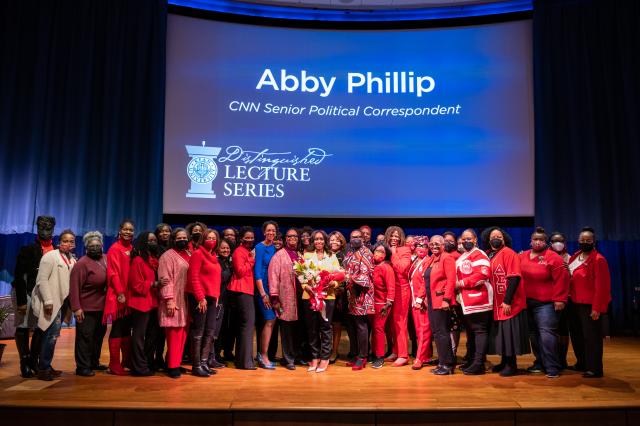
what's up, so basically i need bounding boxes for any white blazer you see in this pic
[32,249,76,331]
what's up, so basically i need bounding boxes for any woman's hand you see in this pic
[441,300,450,310]
[159,277,170,287]
[166,299,176,317]
[501,303,512,316]
[197,299,208,314]
[44,303,53,316]
[303,284,315,297]
[74,309,85,323]
[590,310,600,321]
[380,301,393,318]
[117,293,126,304]
[261,294,272,309]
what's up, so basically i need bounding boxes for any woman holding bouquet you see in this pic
[301,230,344,373]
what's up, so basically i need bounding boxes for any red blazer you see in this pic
[372,261,396,305]
[455,248,492,315]
[127,256,158,313]
[520,249,570,303]
[103,239,132,322]
[569,250,611,313]
[391,246,412,288]
[489,247,525,321]
[422,252,457,310]
[187,246,221,301]
[228,245,256,295]
[409,256,429,304]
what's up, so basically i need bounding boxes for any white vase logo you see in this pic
[185,141,221,199]
[187,156,217,184]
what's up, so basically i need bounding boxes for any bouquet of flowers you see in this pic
[294,260,333,321]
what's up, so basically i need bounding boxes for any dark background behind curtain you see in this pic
[1,0,639,333]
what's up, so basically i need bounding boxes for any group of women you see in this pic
[19,220,611,380]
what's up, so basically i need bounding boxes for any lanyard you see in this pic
[60,252,72,270]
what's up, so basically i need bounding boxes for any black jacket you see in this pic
[12,241,44,306]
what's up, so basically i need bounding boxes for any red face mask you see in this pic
[204,239,217,251]
[415,246,428,259]
[531,240,546,252]
[373,251,385,264]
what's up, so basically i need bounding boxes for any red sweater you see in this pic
[489,247,525,321]
[423,252,457,310]
[228,245,256,295]
[455,248,492,315]
[187,246,221,300]
[519,249,570,303]
[372,261,396,305]
[391,246,412,288]
[569,250,611,313]
[127,256,159,313]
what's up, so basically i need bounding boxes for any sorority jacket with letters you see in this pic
[455,247,492,315]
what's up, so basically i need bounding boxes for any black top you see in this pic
[12,241,44,306]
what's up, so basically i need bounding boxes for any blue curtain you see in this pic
[0,0,166,236]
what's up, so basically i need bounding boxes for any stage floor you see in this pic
[1,329,640,424]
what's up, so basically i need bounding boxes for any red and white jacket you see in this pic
[409,255,429,305]
[455,247,492,315]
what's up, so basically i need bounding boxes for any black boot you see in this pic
[15,329,34,378]
[499,356,518,377]
[191,336,209,377]
[29,328,43,374]
[491,356,507,373]
[200,336,217,375]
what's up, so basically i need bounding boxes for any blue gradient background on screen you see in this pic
[164,15,533,218]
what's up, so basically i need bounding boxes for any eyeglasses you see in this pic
[286,235,298,239]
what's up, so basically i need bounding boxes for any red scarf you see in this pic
[37,237,54,254]
[147,256,159,271]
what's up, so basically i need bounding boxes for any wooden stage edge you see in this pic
[1,329,640,425]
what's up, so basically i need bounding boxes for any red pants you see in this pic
[369,305,391,358]
[412,307,433,363]
[391,284,411,358]
[165,326,188,369]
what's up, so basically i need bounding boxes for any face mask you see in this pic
[531,241,547,252]
[490,238,503,249]
[579,242,594,252]
[551,242,565,252]
[174,240,189,251]
[373,252,385,263]
[191,232,201,242]
[59,241,73,253]
[350,239,363,250]
[415,247,428,258]
[242,239,253,249]
[462,241,474,252]
[204,239,217,251]
[86,247,103,259]
[444,242,456,253]
[148,242,160,255]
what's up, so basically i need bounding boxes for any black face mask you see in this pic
[444,242,456,253]
[462,241,475,251]
[490,238,503,249]
[86,247,102,259]
[191,232,201,243]
[148,242,160,255]
[579,242,595,252]
[174,240,189,251]
[350,239,363,250]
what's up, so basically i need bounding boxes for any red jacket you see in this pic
[520,249,570,303]
[228,245,256,295]
[127,256,158,313]
[409,256,429,304]
[372,261,396,305]
[422,252,457,310]
[569,250,611,313]
[391,246,412,288]
[489,247,525,321]
[103,239,132,323]
[455,248,492,315]
[187,246,221,300]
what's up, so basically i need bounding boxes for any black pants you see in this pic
[345,313,358,357]
[279,319,297,366]
[303,299,335,360]
[569,302,604,374]
[348,314,369,359]
[408,307,418,357]
[429,307,454,367]
[229,291,255,369]
[216,297,237,357]
[109,315,131,338]
[130,308,162,373]
[463,311,492,366]
[295,293,311,360]
[74,311,107,371]
[189,295,218,339]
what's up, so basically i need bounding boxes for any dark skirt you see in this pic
[490,309,530,356]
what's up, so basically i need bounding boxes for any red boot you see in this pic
[352,357,367,371]
[120,336,132,370]
[108,338,129,376]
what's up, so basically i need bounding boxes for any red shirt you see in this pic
[127,256,159,313]
[456,248,492,315]
[489,247,525,320]
[520,249,570,303]
[391,246,412,288]
[187,246,222,300]
[569,250,611,313]
[423,252,457,309]
[372,261,396,305]
[228,245,256,295]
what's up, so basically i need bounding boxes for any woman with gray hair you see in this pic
[69,231,108,376]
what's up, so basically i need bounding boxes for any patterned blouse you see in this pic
[342,247,375,316]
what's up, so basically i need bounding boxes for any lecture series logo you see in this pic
[185,141,221,199]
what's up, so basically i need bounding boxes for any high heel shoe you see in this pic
[258,357,276,370]
[307,359,319,372]
[316,359,329,373]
